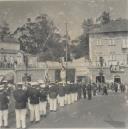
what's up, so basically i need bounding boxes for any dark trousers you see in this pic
[83,89,86,99]
[87,92,92,100]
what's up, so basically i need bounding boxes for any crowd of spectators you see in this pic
[0,55,17,69]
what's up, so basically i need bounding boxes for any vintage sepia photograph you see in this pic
[0,0,127,128]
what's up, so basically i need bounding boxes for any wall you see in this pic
[15,68,55,82]
[0,42,20,50]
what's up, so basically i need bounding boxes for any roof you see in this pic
[89,19,128,34]
[0,49,23,54]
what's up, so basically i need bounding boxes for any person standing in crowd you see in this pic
[64,82,71,105]
[28,82,40,123]
[74,83,78,102]
[2,80,11,95]
[0,84,10,128]
[92,83,97,96]
[102,83,108,95]
[120,83,125,93]
[87,82,92,100]
[82,83,87,99]
[77,81,82,100]
[98,82,101,92]
[114,82,118,93]
[48,83,58,112]
[13,82,28,129]
[58,82,65,107]
[39,81,48,117]
[70,83,74,104]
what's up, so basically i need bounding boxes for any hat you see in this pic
[38,80,45,84]
[17,82,23,87]
[40,84,46,88]
[0,85,4,91]
[67,81,70,84]
[31,82,39,87]
[2,80,8,84]
[49,83,54,88]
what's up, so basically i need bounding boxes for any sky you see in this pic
[0,0,127,39]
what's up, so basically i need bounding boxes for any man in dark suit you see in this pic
[0,84,10,128]
[58,82,65,107]
[27,82,40,123]
[39,80,48,117]
[48,83,58,111]
[13,82,28,129]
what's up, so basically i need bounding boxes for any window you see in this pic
[110,52,116,61]
[108,39,116,46]
[122,39,128,48]
[96,39,103,46]
[111,39,116,46]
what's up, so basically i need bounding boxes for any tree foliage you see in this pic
[72,11,111,59]
[96,11,110,24]
[71,18,93,59]
[14,14,65,61]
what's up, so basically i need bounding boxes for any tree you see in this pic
[96,11,110,24]
[82,18,94,34]
[14,14,65,61]
[71,18,93,59]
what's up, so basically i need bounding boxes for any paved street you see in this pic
[9,92,128,128]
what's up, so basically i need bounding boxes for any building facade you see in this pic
[89,19,128,84]
[0,37,24,69]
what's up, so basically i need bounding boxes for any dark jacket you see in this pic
[87,84,92,91]
[0,90,9,110]
[13,89,28,109]
[58,86,65,97]
[49,86,58,99]
[40,88,47,102]
[82,84,87,92]
[73,84,77,93]
[65,84,71,94]
[28,87,40,104]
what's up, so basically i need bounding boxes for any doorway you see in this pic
[114,75,121,84]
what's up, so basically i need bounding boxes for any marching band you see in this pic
[0,79,127,129]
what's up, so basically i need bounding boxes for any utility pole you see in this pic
[65,22,68,84]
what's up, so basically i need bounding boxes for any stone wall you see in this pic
[15,68,55,82]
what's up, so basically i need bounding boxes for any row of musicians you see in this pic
[0,81,92,129]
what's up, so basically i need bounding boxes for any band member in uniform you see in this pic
[0,84,10,128]
[39,81,47,117]
[65,82,71,105]
[74,83,78,102]
[28,82,40,123]
[48,83,58,111]
[13,82,28,129]
[58,82,65,107]
[87,83,92,100]
[70,83,74,104]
